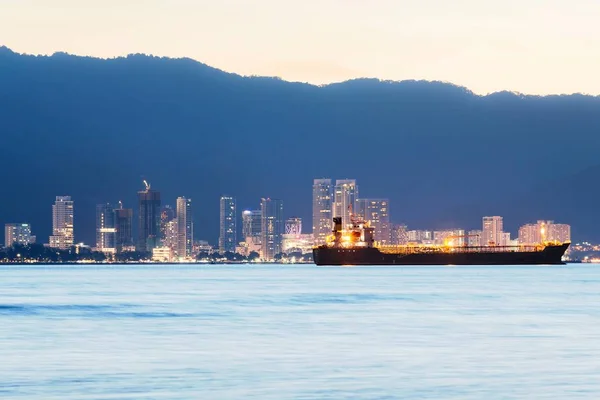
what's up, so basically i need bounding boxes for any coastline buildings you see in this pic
[219,196,236,253]
[137,183,161,253]
[4,223,35,248]
[176,197,193,257]
[260,198,284,260]
[357,199,390,245]
[95,203,117,253]
[518,221,571,244]
[312,179,333,246]
[333,179,358,230]
[49,196,74,249]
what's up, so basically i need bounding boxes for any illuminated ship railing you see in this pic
[376,244,553,254]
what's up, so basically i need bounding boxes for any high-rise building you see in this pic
[482,216,503,246]
[114,206,134,252]
[333,179,358,230]
[285,217,302,235]
[137,183,161,253]
[176,197,193,257]
[518,221,571,244]
[391,224,408,245]
[160,205,176,241]
[312,179,333,246]
[95,203,116,253]
[357,199,390,245]
[242,210,262,241]
[260,198,284,260]
[5,223,34,248]
[219,196,237,253]
[163,219,179,252]
[468,230,483,246]
[49,196,74,249]
[549,223,571,243]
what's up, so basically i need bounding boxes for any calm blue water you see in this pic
[1,265,600,399]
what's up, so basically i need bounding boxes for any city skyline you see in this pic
[1,176,574,261]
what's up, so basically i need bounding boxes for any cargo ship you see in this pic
[313,217,570,266]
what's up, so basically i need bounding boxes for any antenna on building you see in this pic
[143,180,151,191]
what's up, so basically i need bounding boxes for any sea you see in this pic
[1,264,600,399]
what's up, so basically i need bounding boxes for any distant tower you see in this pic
[357,199,390,245]
[285,217,302,235]
[333,179,358,230]
[312,178,333,246]
[219,196,237,253]
[49,196,74,249]
[137,181,161,252]
[260,198,284,260]
[96,203,116,253]
[176,197,193,257]
[114,206,134,252]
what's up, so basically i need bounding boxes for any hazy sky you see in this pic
[1,0,599,94]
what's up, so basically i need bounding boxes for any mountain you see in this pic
[1,46,599,245]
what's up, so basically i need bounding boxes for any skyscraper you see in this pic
[333,179,358,230]
[176,197,193,257]
[357,199,390,245]
[5,223,34,248]
[260,198,284,260]
[482,216,503,246]
[49,196,74,249]
[96,203,116,253]
[219,196,236,253]
[312,178,333,246]
[137,182,161,253]
[114,206,133,252]
[518,221,571,244]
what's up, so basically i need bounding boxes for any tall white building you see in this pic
[333,179,358,230]
[357,199,391,245]
[5,223,34,248]
[312,179,333,246]
[219,196,236,253]
[49,196,74,249]
[176,197,193,257]
[482,216,503,246]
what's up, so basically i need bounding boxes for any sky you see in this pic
[1,0,599,95]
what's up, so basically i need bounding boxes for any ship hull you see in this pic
[313,243,570,266]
